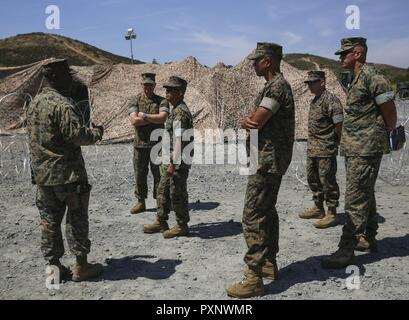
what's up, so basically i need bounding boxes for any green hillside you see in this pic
[0,32,143,67]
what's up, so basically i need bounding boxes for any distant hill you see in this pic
[0,32,144,66]
[284,53,409,87]
[1,33,407,87]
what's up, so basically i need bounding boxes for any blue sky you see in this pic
[1,0,408,67]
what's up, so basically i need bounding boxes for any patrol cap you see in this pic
[335,37,367,55]
[304,70,326,83]
[163,76,188,89]
[141,72,156,84]
[42,59,77,76]
[247,42,283,60]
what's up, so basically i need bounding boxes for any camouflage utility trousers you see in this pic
[242,172,283,268]
[133,147,161,201]
[36,182,92,262]
[307,156,340,208]
[340,156,382,246]
[156,166,190,225]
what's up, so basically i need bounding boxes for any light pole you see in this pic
[125,28,137,64]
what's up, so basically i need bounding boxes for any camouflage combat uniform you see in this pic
[307,89,343,208]
[340,63,394,246]
[243,72,295,268]
[26,87,102,263]
[156,101,194,225]
[128,94,166,201]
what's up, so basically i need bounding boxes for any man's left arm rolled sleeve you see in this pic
[260,96,280,114]
[332,114,344,124]
[173,112,188,138]
[128,106,139,115]
[331,97,344,124]
[159,105,170,114]
[127,97,139,115]
[375,91,395,105]
[369,74,395,105]
[159,100,170,114]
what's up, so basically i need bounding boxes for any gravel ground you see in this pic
[0,136,408,300]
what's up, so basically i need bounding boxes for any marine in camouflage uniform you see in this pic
[128,73,166,214]
[26,60,104,281]
[226,43,295,299]
[299,71,344,229]
[143,76,194,239]
[322,38,397,269]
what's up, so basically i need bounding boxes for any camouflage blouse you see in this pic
[253,72,295,175]
[128,93,166,148]
[26,87,102,186]
[307,90,344,157]
[340,64,394,156]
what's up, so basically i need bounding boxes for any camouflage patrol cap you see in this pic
[335,37,367,55]
[248,42,283,60]
[141,72,156,84]
[304,70,326,83]
[163,76,188,89]
[42,59,77,76]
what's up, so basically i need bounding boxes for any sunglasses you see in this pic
[253,55,268,63]
[307,80,321,85]
[166,87,179,92]
[340,49,354,58]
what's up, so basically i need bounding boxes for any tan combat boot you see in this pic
[143,218,169,234]
[225,267,264,299]
[355,235,378,253]
[262,260,279,280]
[244,260,278,280]
[130,200,146,214]
[313,207,340,229]
[72,256,103,282]
[163,224,189,239]
[299,204,325,219]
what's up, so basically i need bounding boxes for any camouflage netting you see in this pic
[0,56,347,142]
[0,59,63,132]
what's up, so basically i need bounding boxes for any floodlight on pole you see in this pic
[125,27,137,64]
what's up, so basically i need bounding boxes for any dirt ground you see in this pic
[0,135,408,300]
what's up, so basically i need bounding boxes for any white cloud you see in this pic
[267,5,279,21]
[369,38,409,68]
[319,29,334,37]
[164,25,181,32]
[281,32,303,45]
[228,24,263,36]
[182,32,251,49]
[136,7,186,20]
[307,17,335,38]
[177,31,255,66]
[162,17,196,33]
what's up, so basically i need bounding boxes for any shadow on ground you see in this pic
[265,234,409,295]
[144,201,220,213]
[189,201,220,211]
[188,221,242,239]
[337,212,386,225]
[101,255,182,281]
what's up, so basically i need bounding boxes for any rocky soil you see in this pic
[1,135,408,300]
